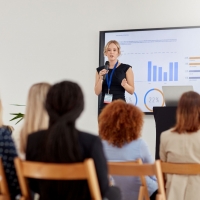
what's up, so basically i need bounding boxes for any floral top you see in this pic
[0,127,20,199]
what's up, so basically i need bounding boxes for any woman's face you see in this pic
[106,43,119,62]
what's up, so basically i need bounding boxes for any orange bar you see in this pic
[189,57,200,59]
[189,63,200,66]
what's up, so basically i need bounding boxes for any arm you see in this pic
[139,139,157,181]
[139,139,154,164]
[121,67,134,94]
[94,69,108,95]
[94,71,103,95]
[26,134,40,193]
[91,137,109,197]
[159,133,167,162]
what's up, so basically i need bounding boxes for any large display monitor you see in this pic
[99,26,200,114]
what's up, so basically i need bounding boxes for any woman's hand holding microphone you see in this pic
[99,69,108,80]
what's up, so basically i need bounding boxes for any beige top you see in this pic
[160,128,200,200]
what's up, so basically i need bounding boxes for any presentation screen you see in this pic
[99,26,200,114]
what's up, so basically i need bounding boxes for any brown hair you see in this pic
[173,91,200,133]
[103,40,121,56]
[99,100,143,147]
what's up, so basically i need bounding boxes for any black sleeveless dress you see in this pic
[96,63,131,112]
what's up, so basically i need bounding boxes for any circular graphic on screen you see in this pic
[125,92,138,105]
[144,88,164,111]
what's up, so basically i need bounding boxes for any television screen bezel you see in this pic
[99,25,200,115]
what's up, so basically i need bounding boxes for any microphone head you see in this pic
[105,61,109,65]
[105,61,109,70]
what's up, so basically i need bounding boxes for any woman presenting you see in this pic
[95,40,134,112]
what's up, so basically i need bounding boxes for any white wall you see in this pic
[0,0,200,158]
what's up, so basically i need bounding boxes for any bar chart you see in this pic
[148,61,178,82]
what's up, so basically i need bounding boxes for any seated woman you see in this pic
[0,99,20,199]
[99,100,158,200]
[26,80,121,200]
[160,91,200,200]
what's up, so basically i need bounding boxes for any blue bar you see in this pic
[169,62,173,81]
[189,70,200,72]
[164,72,167,81]
[153,65,157,81]
[174,62,178,81]
[158,67,162,81]
[189,77,200,79]
[148,61,151,81]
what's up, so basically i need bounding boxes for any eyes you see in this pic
[107,48,117,52]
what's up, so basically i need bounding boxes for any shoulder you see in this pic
[118,63,132,72]
[28,130,47,143]
[0,126,12,137]
[78,131,101,144]
[96,65,105,73]
[26,130,48,161]
[133,138,149,149]
[77,131,103,152]
[160,128,174,141]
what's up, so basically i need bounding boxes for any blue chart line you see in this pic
[134,92,138,105]
[147,61,178,82]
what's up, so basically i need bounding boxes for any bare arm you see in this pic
[94,69,108,95]
[121,67,134,94]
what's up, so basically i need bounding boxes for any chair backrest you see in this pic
[14,157,102,200]
[108,159,150,200]
[108,160,166,200]
[161,162,200,175]
[0,158,10,200]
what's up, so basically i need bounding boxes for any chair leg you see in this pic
[138,186,145,200]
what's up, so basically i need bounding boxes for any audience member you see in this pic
[160,91,200,200]
[26,80,121,200]
[99,100,157,200]
[99,100,158,200]
[0,99,20,199]
[13,82,51,159]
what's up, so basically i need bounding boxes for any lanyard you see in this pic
[106,61,118,94]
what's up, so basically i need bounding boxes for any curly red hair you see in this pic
[98,100,144,147]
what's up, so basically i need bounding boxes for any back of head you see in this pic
[20,82,51,154]
[44,80,84,163]
[99,100,143,147]
[173,91,200,133]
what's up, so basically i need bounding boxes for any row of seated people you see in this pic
[0,80,199,200]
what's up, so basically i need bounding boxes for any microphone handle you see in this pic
[103,64,109,80]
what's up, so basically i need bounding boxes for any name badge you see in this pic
[104,94,113,104]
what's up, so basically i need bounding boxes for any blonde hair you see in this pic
[0,99,14,132]
[103,40,121,56]
[20,82,51,154]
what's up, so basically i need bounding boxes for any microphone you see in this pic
[103,61,109,80]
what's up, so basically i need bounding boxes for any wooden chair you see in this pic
[0,158,10,200]
[108,159,150,200]
[108,160,166,200]
[14,157,102,200]
[161,161,200,191]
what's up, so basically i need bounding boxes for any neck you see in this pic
[109,60,118,69]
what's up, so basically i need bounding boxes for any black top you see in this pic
[153,106,177,159]
[96,63,131,111]
[26,130,110,200]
